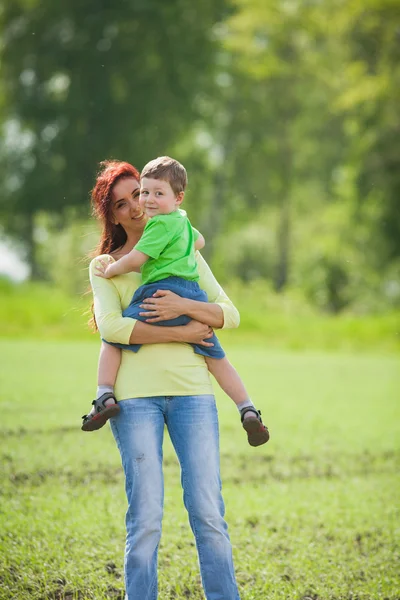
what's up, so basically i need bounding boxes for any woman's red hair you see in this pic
[89,160,140,330]
[91,160,140,257]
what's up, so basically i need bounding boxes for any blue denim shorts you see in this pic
[104,276,225,359]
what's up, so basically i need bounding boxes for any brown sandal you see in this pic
[240,407,270,447]
[81,393,120,432]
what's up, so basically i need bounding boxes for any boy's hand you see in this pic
[95,258,114,279]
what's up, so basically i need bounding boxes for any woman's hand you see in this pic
[139,289,189,322]
[180,321,215,347]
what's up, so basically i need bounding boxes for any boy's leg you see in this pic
[81,342,121,432]
[206,356,269,447]
[97,340,121,391]
[205,357,249,407]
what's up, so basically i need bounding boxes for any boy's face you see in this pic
[139,177,183,217]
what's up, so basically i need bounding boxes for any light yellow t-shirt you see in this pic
[90,252,240,400]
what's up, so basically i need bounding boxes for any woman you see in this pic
[89,160,241,600]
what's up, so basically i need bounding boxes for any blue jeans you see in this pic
[105,277,225,359]
[110,395,240,600]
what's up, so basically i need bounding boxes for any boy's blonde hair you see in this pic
[141,156,187,195]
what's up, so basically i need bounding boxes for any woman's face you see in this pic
[111,177,148,234]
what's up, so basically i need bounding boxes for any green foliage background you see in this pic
[0,0,399,316]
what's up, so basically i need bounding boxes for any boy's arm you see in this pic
[96,218,174,279]
[194,233,205,251]
[192,225,205,251]
[95,250,149,279]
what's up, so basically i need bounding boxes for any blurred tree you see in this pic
[218,0,346,291]
[209,0,399,301]
[0,0,225,276]
[328,0,400,265]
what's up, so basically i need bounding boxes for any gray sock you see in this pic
[97,385,114,398]
[237,399,255,413]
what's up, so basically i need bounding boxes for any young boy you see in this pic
[82,156,269,446]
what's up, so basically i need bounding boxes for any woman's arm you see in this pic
[90,256,137,344]
[196,251,240,328]
[90,256,214,346]
[138,252,240,329]
[142,290,225,328]
[130,320,214,346]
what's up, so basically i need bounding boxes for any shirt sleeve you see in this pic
[134,219,171,259]
[196,252,240,329]
[89,256,136,344]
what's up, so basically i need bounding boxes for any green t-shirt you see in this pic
[134,209,200,285]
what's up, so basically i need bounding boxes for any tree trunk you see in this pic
[275,191,290,292]
[275,134,292,292]
[201,96,238,262]
[25,211,39,280]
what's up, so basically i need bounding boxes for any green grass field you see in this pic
[1,278,399,352]
[0,339,399,599]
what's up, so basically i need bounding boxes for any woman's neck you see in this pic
[116,229,143,256]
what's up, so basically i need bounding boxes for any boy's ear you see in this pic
[175,191,185,206]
